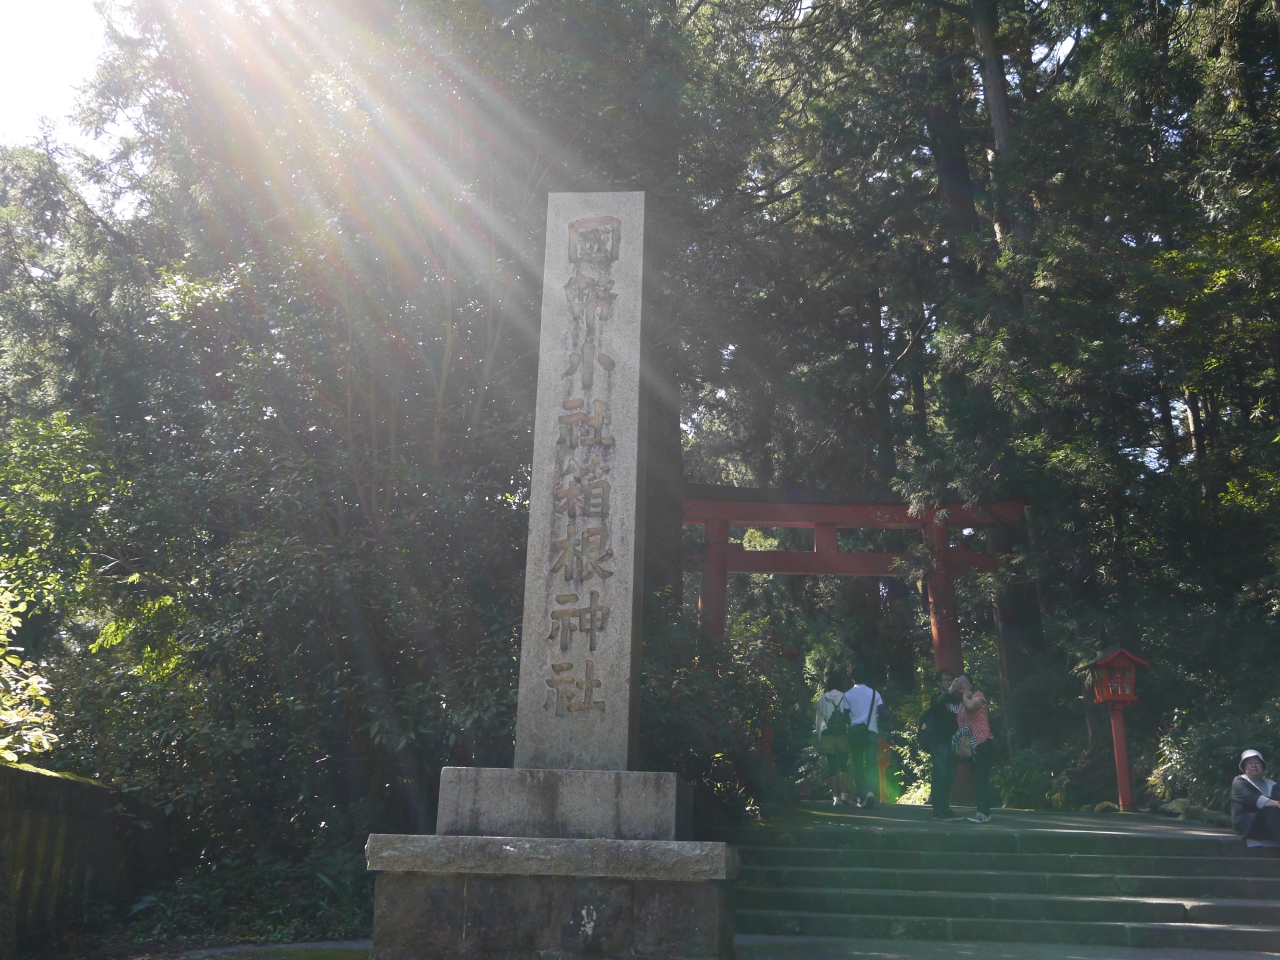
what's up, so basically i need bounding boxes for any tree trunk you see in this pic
[969,0,1030,241]
[636,1,686,630]
[642,330,686,628]
[1153,360,1179,464]
[1203,390,1221,441]
[910,357,928,432]
[924,72,980,236]
[638,181,686,627]
[987,524,1047,751]
[884,577,919,691]
[1185,389,1206,461]
[921,4,982,252]
[745,356,777,486]
[864,291,897,481]
[970,0,1013,160]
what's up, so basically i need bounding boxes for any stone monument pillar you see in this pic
[366,193,737,960]
[513,192,647,773]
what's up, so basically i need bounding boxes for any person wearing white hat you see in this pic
[1231,750,1280,846]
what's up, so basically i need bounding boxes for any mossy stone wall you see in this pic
[0,762,130,952]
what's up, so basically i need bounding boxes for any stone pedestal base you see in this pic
[436,768,692,841]
[366,835,737,960]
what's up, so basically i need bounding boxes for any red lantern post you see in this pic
[1087,648,1150,812]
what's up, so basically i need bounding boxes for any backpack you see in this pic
[918,706,936,743]
[817,693,853,753]
[825,700,854,736]
[919,696,957,748]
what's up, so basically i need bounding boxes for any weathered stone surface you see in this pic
[370,872,734,960]
[464,876,553,951]
[371,873,466,952]
[514,192,647,772]
[436,766,691,841]
[366,834,739,881]
[551,876,635,954]
[633,879,735,958]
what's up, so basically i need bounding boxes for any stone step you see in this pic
[737,845,1280,878]
[736,909,1280,952]
[728,808,1280,951]
[737,865,1280,900]
[735,885,1280,926]
[732,825,1244,859]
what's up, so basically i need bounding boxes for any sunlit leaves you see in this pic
[0,589,57,762]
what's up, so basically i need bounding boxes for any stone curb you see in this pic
[179,941,371,959]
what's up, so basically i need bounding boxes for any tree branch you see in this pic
[854,298,947,410]
[917,0,972,18]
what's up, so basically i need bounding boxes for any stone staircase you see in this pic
[728,805,1280,952]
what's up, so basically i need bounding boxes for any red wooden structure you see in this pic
[1087,647,1149,812]
[683,485,1024,674]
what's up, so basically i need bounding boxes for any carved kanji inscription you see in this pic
[515,193,645,771]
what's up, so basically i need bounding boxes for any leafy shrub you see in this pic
[640,616,810,820]
[1149,703,1280,811]
[0,590,56,762]
[124,842,372,942]
[993,746,1069,810]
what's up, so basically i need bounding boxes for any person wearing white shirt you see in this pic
[814,672,852,806]
[844,667,885,809]
[1232,749,1280,847]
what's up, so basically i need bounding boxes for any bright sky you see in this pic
[0,0,106,146]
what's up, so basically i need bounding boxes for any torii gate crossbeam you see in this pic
[682,487,1024,675]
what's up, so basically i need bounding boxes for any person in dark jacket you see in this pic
[1232,749,1280,846]
[919,669,962,821]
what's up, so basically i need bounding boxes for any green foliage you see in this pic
[993,747,1071,811]
[124,843,372,943]
[0,413,116,610]
[676,0,1280,813]
[0,589,57,761]
[1150,704,1280,812]
[0,652,56,763]
[640,615,810,818]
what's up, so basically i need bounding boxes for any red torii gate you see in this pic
[682,486,1025,674]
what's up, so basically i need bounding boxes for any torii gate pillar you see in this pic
[699,518,730,637]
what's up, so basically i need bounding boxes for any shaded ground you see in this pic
[737,933,1280,960]
[159,937,1280,960]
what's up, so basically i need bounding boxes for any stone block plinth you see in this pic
[436,767,692,841]
[366,835,737,960]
